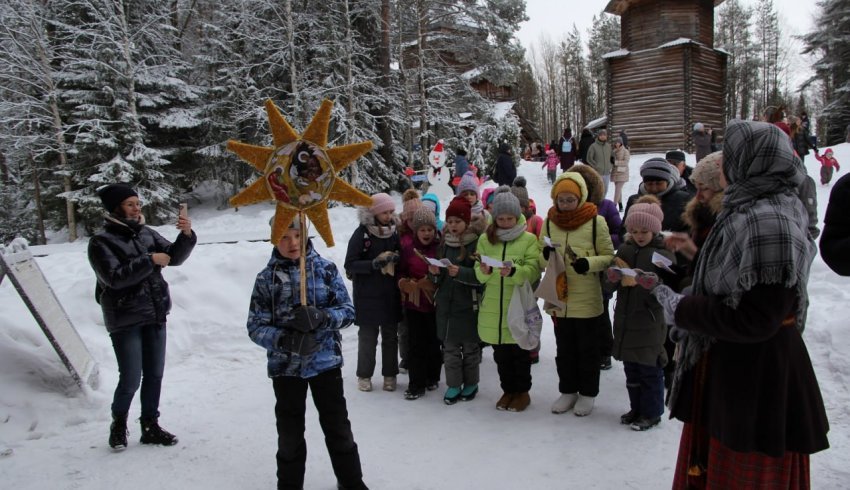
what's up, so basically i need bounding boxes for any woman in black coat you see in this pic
[493,142,516,187]
[88,183,196,450]
[820,172,850,275]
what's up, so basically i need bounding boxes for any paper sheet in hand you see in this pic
[651,252,675,273]
[543,236,561,248]
[481,255,512,269]
[425,257,452,268]
[611,267,638,277]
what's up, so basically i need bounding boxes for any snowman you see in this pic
[426,139,454,204]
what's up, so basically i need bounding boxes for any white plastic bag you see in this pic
[508,280,543,350]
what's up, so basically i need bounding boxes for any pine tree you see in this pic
[802,0,850,144]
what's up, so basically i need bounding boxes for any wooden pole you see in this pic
[299,212,308,306]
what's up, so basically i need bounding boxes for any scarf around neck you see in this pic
[367,221,396,239]
[547,202,598,230]
[496,222,527,242]
[670,120,816,408]
[443,229,478,248]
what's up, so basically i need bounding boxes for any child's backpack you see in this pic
[561,138,572,154]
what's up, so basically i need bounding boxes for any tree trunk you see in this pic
[375,0,395,169]
[31,153,46,245]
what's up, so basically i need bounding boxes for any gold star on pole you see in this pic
[227,99,373,247]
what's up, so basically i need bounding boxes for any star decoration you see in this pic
[227,99,373,246]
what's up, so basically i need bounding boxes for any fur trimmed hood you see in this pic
[681,192,723,237]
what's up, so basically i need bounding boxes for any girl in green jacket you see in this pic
[540,172,615,417]
[474,187,541,412]
[429,196,483,404]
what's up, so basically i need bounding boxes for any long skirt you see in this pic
[672,422,810,489]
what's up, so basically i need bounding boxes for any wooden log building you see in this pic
[604,0,727,154]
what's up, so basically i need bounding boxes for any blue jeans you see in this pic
[623,361,664,419]
[110,324,166,419]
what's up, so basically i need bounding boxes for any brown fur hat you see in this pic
[569,164,604,205]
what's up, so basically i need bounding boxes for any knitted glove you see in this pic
[284,306,328,333]
[605,267,622,284]
[372,251,393,270]
[651,284,684,326]
[542,246,556,261]
[572,258,590,275]
[669,326,688,343]
[277,330,321,357]
[635,271,659,290]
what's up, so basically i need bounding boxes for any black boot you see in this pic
[140,417,178,446]
[109,413,128,450]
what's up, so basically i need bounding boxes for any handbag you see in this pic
[507,280,543,350]
[535,250,567,315]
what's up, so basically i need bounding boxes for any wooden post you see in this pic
[299,212,308,306]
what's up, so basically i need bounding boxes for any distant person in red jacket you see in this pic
[815,148,841,185]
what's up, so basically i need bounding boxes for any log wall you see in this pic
[612,0,719,51]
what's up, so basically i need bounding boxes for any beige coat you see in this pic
[611,146,630,183]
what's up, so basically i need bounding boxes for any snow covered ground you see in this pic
[1,146,848,489]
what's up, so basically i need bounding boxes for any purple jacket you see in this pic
[598,199,622,249]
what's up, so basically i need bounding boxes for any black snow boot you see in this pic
[139,417,178,446]
[109,413,129,450]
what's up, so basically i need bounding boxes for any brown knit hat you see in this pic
[401,188,424,223]
[411,206,437,231]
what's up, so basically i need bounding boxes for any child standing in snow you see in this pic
[429,196,483,404]
[475,187,541,412]
[605,196,675,431]
[344,193,402,393]
[540,172,615,417]
[543,149,559,184]
[247,217,367,490]
[398,208,442,400]
[815,148,841,185]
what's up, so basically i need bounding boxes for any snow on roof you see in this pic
[461,67,483,80]
[458,112,473,119]
[602,49,630,59]
[658,38,697,49]
[492,101,515,120]
[584,115,607,130]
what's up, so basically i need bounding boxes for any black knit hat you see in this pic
[98,183,138,212]
[665,150,686,163]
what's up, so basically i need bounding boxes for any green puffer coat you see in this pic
[474,227,541,345]
[433,240,481,344]
[539,173,616,319]
[610,237,675,367]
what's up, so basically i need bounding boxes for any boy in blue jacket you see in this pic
[247,217,367,490]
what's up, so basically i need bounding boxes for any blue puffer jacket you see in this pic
[247,243,355,378]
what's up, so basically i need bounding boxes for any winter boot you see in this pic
[620,409,640,425]
[550,393,579,414]
[382,376,397,392]
[631,416,661,431]
[600,356,613,371]
[139,417,178,446]
[109,413,129,450]
[495,392,514,411]
[403,386,425,400]
[357,377,372,392]
[459,384,478,402]
[507,392,531,412]
[443,386,462,405]
[573,395,596,417]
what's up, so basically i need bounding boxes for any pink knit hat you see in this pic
[624,201,664,234]
[369,193,395,215]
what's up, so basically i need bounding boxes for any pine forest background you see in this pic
[1,0,848,244]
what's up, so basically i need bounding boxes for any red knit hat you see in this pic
[445,196,472,224]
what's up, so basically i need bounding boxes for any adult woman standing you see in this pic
[88,183,196,450]
[653,121,829,488]
[610,137,630,212]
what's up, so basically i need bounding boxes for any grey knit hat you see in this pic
[510,176,529,208]
[456,171,479,197]
[640,157,679,186]
[490,186,522,218]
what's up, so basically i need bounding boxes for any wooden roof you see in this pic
[605,0,725,16]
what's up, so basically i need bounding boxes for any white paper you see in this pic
[426,257,452,268]
[651,252,675,273]
[481,255,512,269]
[611,266,638,277]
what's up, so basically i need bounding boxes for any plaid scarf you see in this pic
[671,120,816,406]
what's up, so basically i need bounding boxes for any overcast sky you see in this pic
[516,0,820,51]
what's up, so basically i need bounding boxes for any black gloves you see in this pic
[277,306,328,357]
[542,246,556,261]
[572,258,590,274]
[285,305,328,332]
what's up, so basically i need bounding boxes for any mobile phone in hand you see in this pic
[179,202,188,218]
